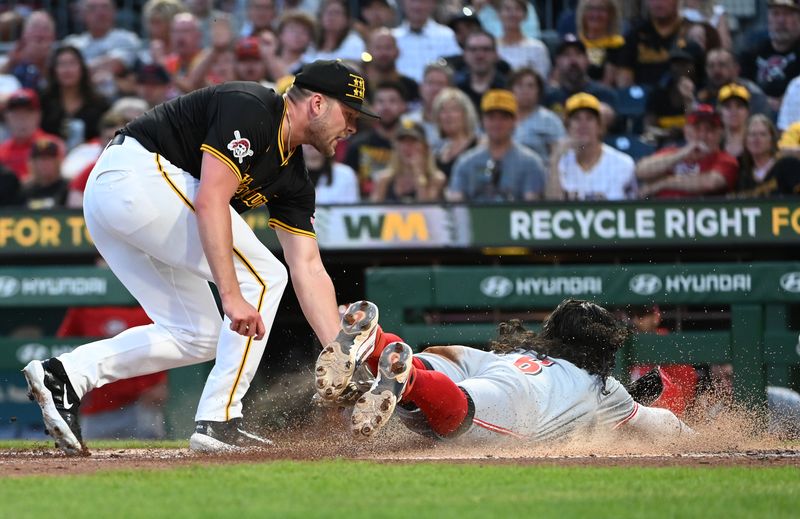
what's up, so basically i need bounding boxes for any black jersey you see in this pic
[123,81,316,238]
[613,18,700,88]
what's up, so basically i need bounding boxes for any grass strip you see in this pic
[0,460,797,518]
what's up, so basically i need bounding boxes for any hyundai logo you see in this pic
[629,274,662,296]
[780,272,800,293]
[480,276,514,298]
[0,276,20,298]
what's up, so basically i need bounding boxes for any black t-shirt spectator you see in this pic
[455,73,508,114]
[20,178,69,210]
[444,54,512,80]
[646,76,690,130]
[586,42,624,82]
[0,166,21,206]
[739,38,800,99]
[435,135,479,180]
[40,95,111,146]
[769,156,800,195]
[613,18,699,87]
[366,74,420,105]
[736,156,800,197]
[344,130,393,196]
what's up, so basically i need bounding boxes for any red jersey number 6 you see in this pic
[514,356,554,375]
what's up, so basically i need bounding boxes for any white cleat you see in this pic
[351,341,413,439]
[315,301,379,400]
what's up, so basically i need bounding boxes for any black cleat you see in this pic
[189,418,274,452]
[22,359,86,456]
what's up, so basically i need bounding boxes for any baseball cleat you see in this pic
[314,300,379,400]
[189,418,274,452]
[351,341,413,439]
[22,359,87,456]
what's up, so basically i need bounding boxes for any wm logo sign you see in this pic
[344,212,429,241]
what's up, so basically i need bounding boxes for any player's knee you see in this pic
[246,256,288,294]
[158,323,218,358]
[269,260,288,292]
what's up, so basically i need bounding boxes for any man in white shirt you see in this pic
[778,74,800,130]
[64,0,141,74]
[392,0,461,82]
[546,92,637,201]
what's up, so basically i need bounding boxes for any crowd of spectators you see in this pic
[1,0,799,207]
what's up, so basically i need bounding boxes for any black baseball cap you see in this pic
[30,136,62,159]
[136,63,171,85]
[555,34,586,56]
[448,7,481,31]
[6,88,40,110]
[293,59,379,119]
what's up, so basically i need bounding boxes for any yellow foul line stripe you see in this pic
[154,154,267,421]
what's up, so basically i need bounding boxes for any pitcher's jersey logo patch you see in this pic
[227,130,254,164]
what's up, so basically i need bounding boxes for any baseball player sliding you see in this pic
[23,60,378,455]
[316,299,692,442]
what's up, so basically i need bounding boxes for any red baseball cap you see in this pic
[686,104,722,127]
[235,37,262,61]
[6,88,40,111]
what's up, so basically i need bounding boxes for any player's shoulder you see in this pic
[214,81,281,109]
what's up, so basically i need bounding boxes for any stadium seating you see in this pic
[605,134,657,162]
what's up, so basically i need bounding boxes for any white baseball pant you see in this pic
[58,136,288,422]
[418,347,535,442]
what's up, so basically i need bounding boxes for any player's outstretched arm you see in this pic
[277,229,340,345]
[622,404,694,439]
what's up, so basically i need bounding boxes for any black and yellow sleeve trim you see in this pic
[268,217,316,239]
[200,144,243,182]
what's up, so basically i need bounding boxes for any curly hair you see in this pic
[490,299,630,392]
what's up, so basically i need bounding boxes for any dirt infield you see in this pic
[2,421,799,478]
[1,444,798,478]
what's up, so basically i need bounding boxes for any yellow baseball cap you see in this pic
[718,83,750,105]
[481,89,517,116]
[779,121,800,150]
[565,92,601,117]
[395,118,427,142]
